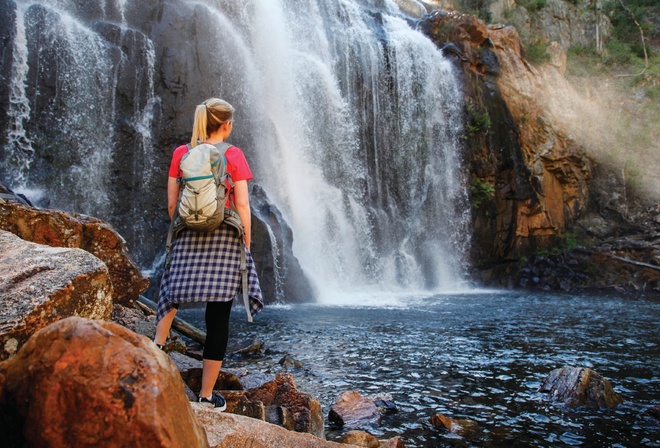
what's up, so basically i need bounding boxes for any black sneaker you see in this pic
[198,393,227,411]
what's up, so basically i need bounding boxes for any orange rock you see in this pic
[338,430,379,447]
[0,316,208,447]
[0,202,148,305]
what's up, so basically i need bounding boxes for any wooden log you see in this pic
[137,296,207,345]
[606,254,660,272]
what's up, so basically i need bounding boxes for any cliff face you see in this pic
[421,10,660,293]
[421,13,591,267]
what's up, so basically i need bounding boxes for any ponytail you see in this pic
[190,98,235,147]
[190,104,209,148]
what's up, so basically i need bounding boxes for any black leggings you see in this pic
[203,300,233,361]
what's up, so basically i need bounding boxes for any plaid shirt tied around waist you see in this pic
[157,223,263,322]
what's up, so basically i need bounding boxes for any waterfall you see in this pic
[1,0,471,301]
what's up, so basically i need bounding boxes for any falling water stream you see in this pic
[2,0,469,297]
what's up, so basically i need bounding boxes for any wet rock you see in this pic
[369,392,398,415]
[0,202,148,305]
[429,413,480,436]
[643,404,660,423]
[229,338,265,356]
[279,353,304,370]
[0,230,113,361]
[231,373,324,438]
[329,391,381,429]
[338,430,379,447]
[192,406,356,448]
[539,366,624,409]
[0,317,208,448]
[379,437,407,448]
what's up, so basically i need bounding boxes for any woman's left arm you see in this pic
[233,179,251,248]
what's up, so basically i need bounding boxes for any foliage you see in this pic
[603,0,655,58]
[469,176,495,208]
[464,103,491,139]
[523,39,552,65]
[519,0,548,12]
[462,0,493,22]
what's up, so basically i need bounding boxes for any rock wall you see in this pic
[420,12,592,276]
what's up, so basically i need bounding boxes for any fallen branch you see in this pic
[137,295,207,345]
[615,0,650,78]
[605,253,660,271]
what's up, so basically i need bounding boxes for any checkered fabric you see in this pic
[157,223,263,322]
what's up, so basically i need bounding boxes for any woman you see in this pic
[155,98,263,410]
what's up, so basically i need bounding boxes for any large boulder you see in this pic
[0,316,208,448]
[192,405,357,448]
[539,366,624,409]
[0,230,113,361]
[0,201,148,305]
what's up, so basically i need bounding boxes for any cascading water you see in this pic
[1,0,471,301]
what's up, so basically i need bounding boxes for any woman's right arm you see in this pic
[167,176,180,219]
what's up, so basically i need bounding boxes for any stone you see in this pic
[379,437,407,448]
[235,373,325,438]
[429,413,480,436]
[329,391,381,429]
[0,202,148,305]
[368,392,398,415]
[539,366,624,409]
[0,231,113,361]
[0,317,208,447]
[192,405,359,448]
[338,430,379,447]
[279,353,304,370]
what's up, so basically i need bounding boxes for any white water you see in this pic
[3,0,471,302]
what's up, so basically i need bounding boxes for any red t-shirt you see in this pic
[168,143,253,205]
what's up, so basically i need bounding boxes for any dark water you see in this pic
[179,291,660,447]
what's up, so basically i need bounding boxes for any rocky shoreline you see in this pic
[2,190,658,447]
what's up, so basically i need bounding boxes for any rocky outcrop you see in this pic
[0,316,208,448]
[0,200,148,305]
[0,231,113,361]
[250,186,316,304]
[421,13,592,271]
[329,391,381,429]
[539,366,624,409]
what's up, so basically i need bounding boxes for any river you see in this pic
[180,291,660,447]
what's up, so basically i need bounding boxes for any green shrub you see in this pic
[470,176,495,208]
[519,0,548,12]
[524,39,551,65]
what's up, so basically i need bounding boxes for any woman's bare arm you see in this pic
[233,179,251,248]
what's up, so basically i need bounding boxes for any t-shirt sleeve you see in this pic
[227,146,254,182]
[168,145,189,178]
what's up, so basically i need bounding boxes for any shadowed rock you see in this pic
[0,316,208,447]
[539,366,624,409]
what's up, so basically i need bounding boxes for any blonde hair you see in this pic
[190,98,235,147]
